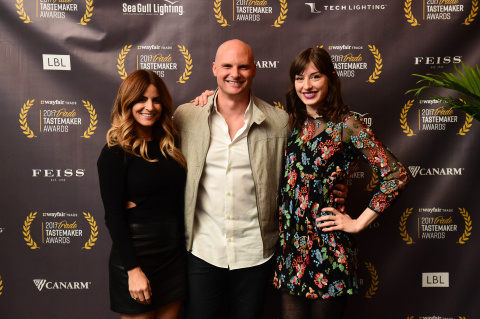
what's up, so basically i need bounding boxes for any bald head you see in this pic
[215,39,255,65]
[212,39,257,102]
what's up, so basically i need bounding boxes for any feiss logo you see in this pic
[414,56,462,65]
[32,169,85,177]
[408,166,464,178]
[33,279,91,291]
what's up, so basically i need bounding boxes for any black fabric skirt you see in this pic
[108,216,186,314]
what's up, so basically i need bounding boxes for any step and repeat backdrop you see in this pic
[1,0,479,318]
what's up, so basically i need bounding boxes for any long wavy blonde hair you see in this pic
[107,69,186,169]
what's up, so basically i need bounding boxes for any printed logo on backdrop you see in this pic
[407,316,467,319]
[404,0,477,26]
[400,99,473,136]
[399,207,472,244]
[358,262,380,299]
[117,44,192,83]
[32,168,86,183]
[122,0,184,16]
[33,279,91,291]
[213,0,288,27]
[23,212,98,249]
[318,45,383,83]
[19,99,97,138]
[305,2,387,14]
[0,275,3,296]
[16,0,94,25]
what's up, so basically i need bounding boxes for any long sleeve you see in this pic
[343,114,410,213]
[97,144,139,270]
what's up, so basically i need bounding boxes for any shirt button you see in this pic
[227,167,231,172]
[227,192,231,196]
[228,144,232,148]
[227,216,231,220]
[228,238,232,243]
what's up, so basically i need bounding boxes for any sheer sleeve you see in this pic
[97,144,139,270]
[342,113,410,213]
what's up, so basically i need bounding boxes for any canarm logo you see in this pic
[33,279,91,291]
[408,166,464,177]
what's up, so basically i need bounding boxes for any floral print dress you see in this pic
[273,112,409,299]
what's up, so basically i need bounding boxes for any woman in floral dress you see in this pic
[273,47,410,319]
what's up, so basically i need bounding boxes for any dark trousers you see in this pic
[185,253,273,319]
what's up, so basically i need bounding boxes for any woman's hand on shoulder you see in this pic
[127,266,152,305]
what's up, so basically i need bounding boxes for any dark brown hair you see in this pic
[107,69,186,168]
[286,47,349,130]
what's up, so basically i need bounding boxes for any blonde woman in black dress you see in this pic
[98,70,187,319]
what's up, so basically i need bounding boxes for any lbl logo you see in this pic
[422,272,449,287]
[42,54,71,70]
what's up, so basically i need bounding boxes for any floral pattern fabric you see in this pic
[273,112,409,299]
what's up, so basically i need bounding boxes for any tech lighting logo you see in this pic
[408,166,464,177]
[33,279,91,291]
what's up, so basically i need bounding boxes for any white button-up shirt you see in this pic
[191,94,270,269]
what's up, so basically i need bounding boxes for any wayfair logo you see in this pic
[33,279,47,291]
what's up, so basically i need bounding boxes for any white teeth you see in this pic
[140,113,154,117]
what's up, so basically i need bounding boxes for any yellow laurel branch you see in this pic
[19,100,37,138]
[16,0,33,23]
[364,262,379,298]
[365,170,379,191]
[117,45,132,80]
[177,45,193,84]
[23,212,39,249]
[457,114,473,135]
[0,275,3,295]
[463,0,478,25]
[213,0,230,27]
[458,316,466,319]
[366,45,382,83]
[456,208,472,244]
[82,212,98,250]
[272,0,288,27]
[81,100,97,138]
[78,0,94,25]
[399,208,414,244]
[404,0,420,26]
[400,100,415,136]
[273,101,284,110]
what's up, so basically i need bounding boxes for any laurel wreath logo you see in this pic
[366,45,382,83]
[23,212,40,249]
[214,0,230,26]
[78,0,94,25]
[400,100,415,136]
[457,114,473,135]
[365,170,379,191]
[82,212,98,249]
[16,0,33,23]
[463,0,478,25]
[81,100,97,138]
[399,208,415,244]
[177,45,193,84]
[272,0,288,27]
[457,208,472,244]
[364,262,379,298]
[0,275,3,295]
[273,101,284,110]
[19,100,37,138]
[404,0,420,26]
[117,45,132,80]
